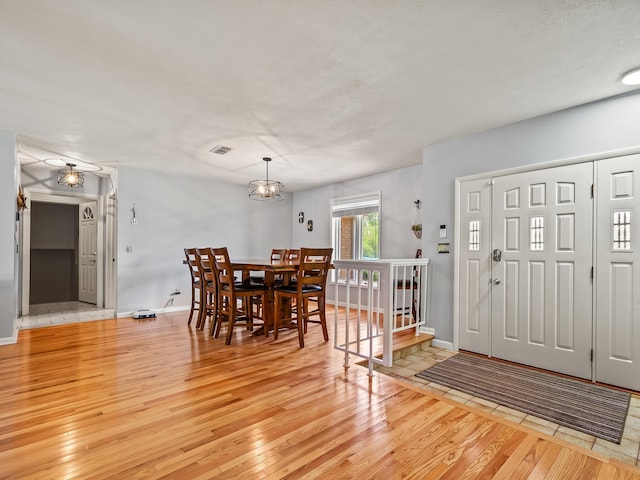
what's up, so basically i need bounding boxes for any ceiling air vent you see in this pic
[209,145,232,155]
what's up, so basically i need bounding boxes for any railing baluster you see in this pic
[333,258,430,371]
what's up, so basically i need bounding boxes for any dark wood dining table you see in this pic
[230,258,299,335]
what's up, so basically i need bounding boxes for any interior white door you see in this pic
[458,178,491,354]
[491,163,593,379]
[79,201,98,304]
[596,154,640,390]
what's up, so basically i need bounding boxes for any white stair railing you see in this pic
[333,258,429,376]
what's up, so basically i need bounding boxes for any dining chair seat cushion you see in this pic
[229,283,266,292]
[276,284,322,294]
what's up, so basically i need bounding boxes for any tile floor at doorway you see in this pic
[19,301,115,329]
[374,345,640,468]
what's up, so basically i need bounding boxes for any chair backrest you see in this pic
[271,249,286,261]
[297,248,333,290]
[284,248,301,262]
[184,248,200,282]
[195,247,216,287]
[211,247,235,292]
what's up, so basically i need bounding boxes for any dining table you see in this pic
[230,258,299,335]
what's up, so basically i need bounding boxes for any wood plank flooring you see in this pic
[1,307,639,479]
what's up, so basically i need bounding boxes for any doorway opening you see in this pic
[19,191,116,329]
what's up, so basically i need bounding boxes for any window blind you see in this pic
[331,192,380,218]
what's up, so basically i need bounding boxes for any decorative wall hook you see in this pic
[412,199,422,238]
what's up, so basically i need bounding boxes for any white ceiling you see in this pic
[2,1,640,191]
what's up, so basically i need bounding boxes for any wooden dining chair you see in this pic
[184,248,203,326]
[251,248,287,284]
[283,248,300,262]
[195,247,220,334]
[212,247,268,345]
[283,248,301,284]
[273,247,333,348]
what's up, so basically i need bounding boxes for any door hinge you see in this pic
[591,266,594,279]
[591,184,594,198]
[590,349,594,362]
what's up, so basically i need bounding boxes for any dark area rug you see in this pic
[416,352,630,444]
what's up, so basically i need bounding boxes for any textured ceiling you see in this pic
[2,1,640,191]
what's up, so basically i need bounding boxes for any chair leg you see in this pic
[225,297,237,345]
[319,297,329,341]
[207,292,218,337]
[297,293,305,348]
[196,288,207,330]
[260,293,269,338]
[273,294,281,341]
[214,295,224,338]
[188,285,196,325]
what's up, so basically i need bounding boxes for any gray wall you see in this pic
[291,164,423,258]
[291,165,424,309]
[422,91,640,343]
[31,202,78,250]
[116,166,292,314]
[0,131,17,341]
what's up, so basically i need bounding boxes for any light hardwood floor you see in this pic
[1,307,639,479]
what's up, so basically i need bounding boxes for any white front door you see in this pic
[79,201,98,304]
[458,178,491,354]
[596,154,640,390]
[491,163,593,379]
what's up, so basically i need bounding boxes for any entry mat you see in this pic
[416,353,630,444]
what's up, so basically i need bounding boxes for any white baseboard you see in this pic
[116,305,190,318]
[432,338,454,350]
[419,326,454,350]
[0,327,18,345]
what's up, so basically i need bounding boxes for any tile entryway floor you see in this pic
[19,301,115,329]
[374,345,640,467]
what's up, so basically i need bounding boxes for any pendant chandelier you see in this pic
[57,163,85,188]
[248,157,285,201]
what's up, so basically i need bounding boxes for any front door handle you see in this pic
[492,249,502,262]
[491,278,501,285]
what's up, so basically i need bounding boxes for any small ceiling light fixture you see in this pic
[58,163,85,188]
[249,157,285,201]
[621,67,640,86]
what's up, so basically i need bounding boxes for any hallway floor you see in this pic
[374,345,640,467]
[19,301,115,329]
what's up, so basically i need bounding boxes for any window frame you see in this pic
[330,192,381,283]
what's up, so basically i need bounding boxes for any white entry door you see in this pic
[596,154,640,390]
[79,201,98,304]
[491,163,593,379]
[458,178,491,354]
